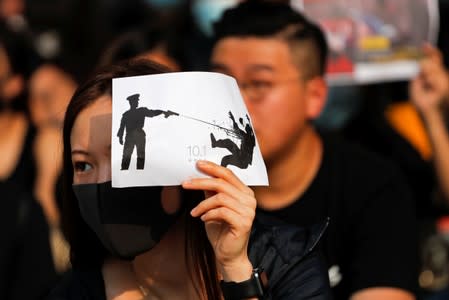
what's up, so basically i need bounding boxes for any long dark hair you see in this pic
[61,59,221,299]
[0,21,40,113]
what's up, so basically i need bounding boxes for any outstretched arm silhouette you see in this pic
[143,108,178,118]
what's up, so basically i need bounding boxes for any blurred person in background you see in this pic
[28,62,77,274]
[410,44,449,204]
[210,2,418,299]
[0,20,37,193]
[0,21,57,299]
[99,25,184,71]
[0,0,26,32]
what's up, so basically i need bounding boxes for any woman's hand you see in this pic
[182,160,256,282]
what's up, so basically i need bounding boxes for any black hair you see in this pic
[99,25,186,70]
[213,1,328,78]
[0,21,40,79]
[0,21,41,112]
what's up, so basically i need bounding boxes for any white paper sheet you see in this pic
[111,72,268,187]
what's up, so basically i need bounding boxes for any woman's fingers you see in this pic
[200,206,253,234]
[183,176,254,206]
[190,192,255,219]
[194,160,254,196]
[182,160,256,272]
[181,160,257,229]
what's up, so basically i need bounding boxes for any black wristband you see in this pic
[220,268,267,300]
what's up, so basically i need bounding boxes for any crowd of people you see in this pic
[1,0,449,299]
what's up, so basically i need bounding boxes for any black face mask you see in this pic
[72,181,183,260]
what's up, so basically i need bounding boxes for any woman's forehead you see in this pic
[71,96,112,150]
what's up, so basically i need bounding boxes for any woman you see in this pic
[48,59,331,299]
[0,22,58,299]
[0,22,37,189]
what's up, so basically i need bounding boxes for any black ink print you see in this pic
[210,111,256,169]
[117,93,177,170]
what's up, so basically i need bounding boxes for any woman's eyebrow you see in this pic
[71,149,89,156]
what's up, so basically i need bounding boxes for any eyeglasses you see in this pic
[237,78,300,99]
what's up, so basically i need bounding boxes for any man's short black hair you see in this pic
[213,1,328,78]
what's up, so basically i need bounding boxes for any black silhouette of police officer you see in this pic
[210,111,256,169]
[117,93,177,170]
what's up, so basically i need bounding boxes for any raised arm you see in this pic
[183,161,332,299]
[228,111,245,137]
[182,161,258,299]
[410,44,449,202]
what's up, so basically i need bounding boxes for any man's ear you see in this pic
[305,77,327,119]
[3,74,24,100]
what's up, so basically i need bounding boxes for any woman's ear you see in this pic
[3,74,24,100]
[305,77,328,120]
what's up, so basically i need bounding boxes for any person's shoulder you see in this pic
[321,132,404,179]
[249,212,328,270]
[137,107,151,112]
[323,133,387,163]
[46,267,105,300]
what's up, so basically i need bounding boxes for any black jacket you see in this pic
[47,214,331,299]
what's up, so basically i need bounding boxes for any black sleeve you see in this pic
[345,166,418,295]
[46,271,74,300]
[9,197,58,300]
[46,268,106,300]
[143,108,165,117]
[269,251,333,300]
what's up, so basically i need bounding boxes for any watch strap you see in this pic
[220,268,267,300]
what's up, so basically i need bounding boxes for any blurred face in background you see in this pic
[211,37,325,165]
[29,64,77,127]
[0,0,24,19]
[139,47,180,71]
[0,45,23,106]
[0,46,11,101]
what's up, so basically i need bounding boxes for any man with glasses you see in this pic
[210,2,417,299]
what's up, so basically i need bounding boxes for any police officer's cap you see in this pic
[126,93,140,101]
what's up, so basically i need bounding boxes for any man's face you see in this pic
[211,37,312,164]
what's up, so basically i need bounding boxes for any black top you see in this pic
[0,181,57,300]
[1,124,36,189]
[47,214,332,300]
[259,134,418,299]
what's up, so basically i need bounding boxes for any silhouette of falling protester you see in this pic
[117,93,176,170]
[210,111,256,169]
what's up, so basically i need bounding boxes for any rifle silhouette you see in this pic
[167,110,241,139]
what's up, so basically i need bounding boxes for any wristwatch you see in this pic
[220,268,268,300]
